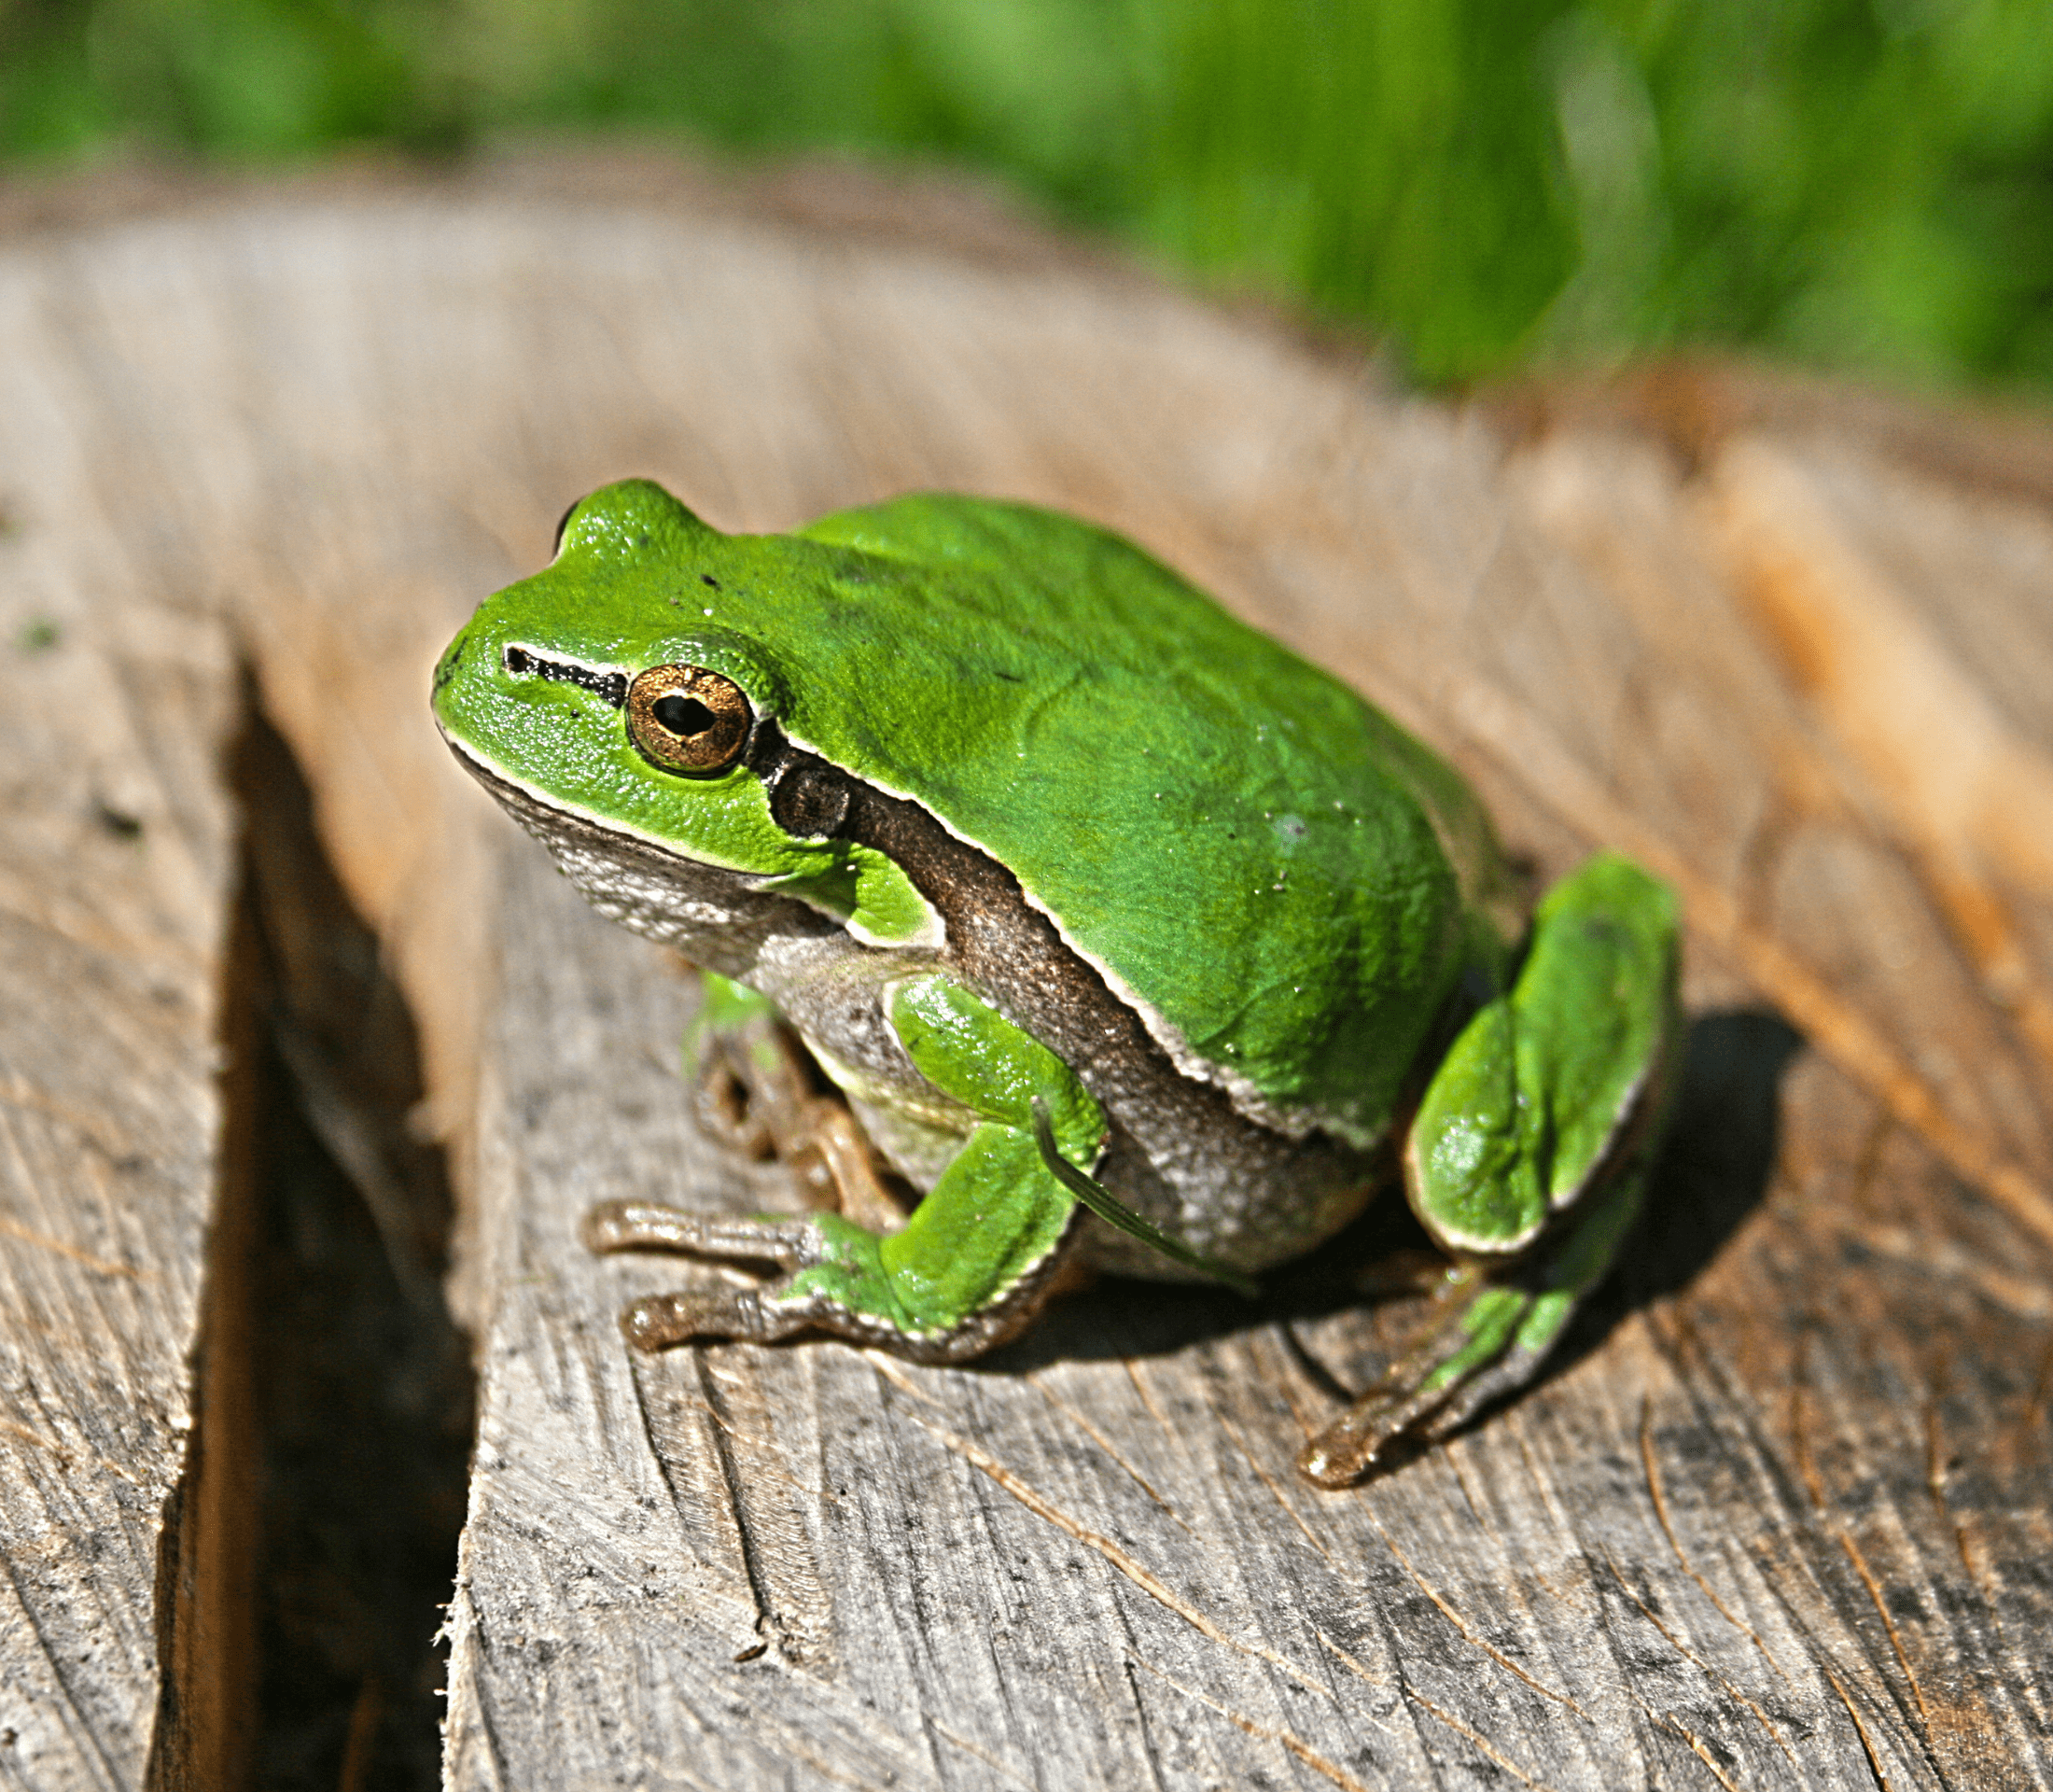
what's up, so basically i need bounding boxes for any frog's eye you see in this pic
[625,665,752,775]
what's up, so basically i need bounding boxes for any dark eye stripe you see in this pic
[503,644,628,707]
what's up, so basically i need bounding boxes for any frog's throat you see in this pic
[438,727,820,974]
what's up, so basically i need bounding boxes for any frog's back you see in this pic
[764,494,1507,1144]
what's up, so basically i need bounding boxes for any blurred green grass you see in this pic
[3,0,2048,390]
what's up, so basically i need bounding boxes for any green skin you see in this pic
[432,480,1683,1485]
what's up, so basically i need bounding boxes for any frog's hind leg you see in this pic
[1300,852,1682,1488]
[1297,1159,1649,1484]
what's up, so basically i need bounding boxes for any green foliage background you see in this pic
[3,0,2048,389]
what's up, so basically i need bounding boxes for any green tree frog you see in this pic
[432,481,1681,1485]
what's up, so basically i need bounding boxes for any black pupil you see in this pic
[653,693,716,736]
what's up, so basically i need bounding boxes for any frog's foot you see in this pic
[1297,1161,1648,1486]
[584,1201,822,1267]
[584,1060,1091,1366]
[583,1197,1082,1363]
[583,1201,839,1349]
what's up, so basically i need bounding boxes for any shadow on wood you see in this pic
[1633,1010,1808,1307]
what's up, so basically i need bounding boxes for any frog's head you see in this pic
[431,479,941,952]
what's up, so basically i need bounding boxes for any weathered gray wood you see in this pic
[422,183,2053,1787]
[0,281,244,1785]
[0,153,2047,1787]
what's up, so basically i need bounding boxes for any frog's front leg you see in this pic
[680,970,911,1233]
[1300,853,1682,1487]
[584,972,1096,1364]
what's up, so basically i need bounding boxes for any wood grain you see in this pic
[0,152,2046,1786]
[0,263,244,1787]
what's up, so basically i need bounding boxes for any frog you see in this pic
[430,479,1682,1486]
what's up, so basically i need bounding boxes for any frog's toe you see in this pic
[1295,1278,1544,1487]
[587,1205,853,1351]
[588,1202,835,1351]
[1301,1158,1654,1485]
[1297,1388,1449,1488]
[1294,1296,1556,1488]
[581,1199,822,1267]
[620,1284,817,1351]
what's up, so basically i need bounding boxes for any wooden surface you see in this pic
[0,277,245,1788]
[0,153,2048,1788]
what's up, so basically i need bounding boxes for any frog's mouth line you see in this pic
[437,723,813,945]
[436,723,693,861]
[436,723,571,822]
[438,721,826,904]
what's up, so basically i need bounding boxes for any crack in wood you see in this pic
[1824,1667,1899,1792]
[1026,1372,1193,1532]
[1597,1545,1802,1773]
[1639,1394,1798,1688]
[1641,1695,1745,1792]
[1119,1653,1180,1792]
[1832,1529,1934,1730]
[649,1348,772,1658]
[927,1719,1036,1789]
[146,701,475,1789]
[1121,1354,1180,1435]
[0,883,209,973]
[1780,1351,1965,1782]
[1917,1360,1983,1606]
[1212,1410,1348,1574]
[1312,1629,1397,1696]
[0,1095,152,1217]
[0,1539,133,1792]
[0,1417,142,1483]
[1442,1441,1501,1536]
